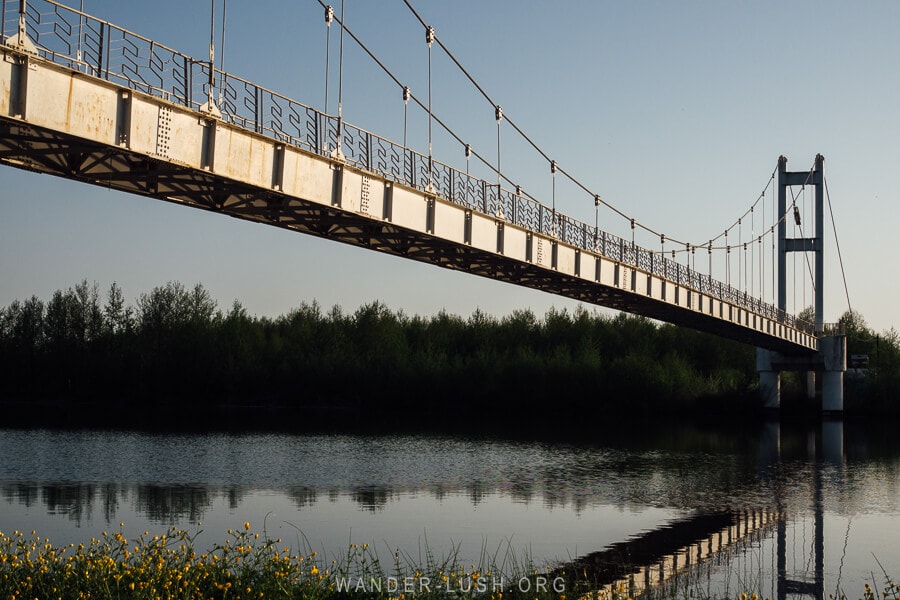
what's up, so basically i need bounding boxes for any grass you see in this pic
[0,522,571,600]
[1,524,898,600]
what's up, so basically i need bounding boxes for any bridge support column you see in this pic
[757,335,846,412]
[820,335,846,412]
[757,348,781,409]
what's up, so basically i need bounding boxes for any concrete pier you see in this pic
[756,335,846,411]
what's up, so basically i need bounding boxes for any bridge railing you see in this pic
[3,0,816,338]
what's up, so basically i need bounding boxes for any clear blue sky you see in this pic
[2,0,897,333]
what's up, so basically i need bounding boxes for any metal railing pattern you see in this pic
[0,0,816,337]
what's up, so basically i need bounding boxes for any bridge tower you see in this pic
[757,155,846,412]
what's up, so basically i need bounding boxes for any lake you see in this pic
[1,419,898,597]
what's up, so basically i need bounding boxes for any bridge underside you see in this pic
[0,117,813,355]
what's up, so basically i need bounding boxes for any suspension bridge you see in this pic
[0,0,848,409]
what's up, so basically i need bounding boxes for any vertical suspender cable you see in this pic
[724,230,729,286]
[320,4,334,153]
[738,218,742,292]
[218,0,226,104]
[803,188,807,309]
[336,0,345,157]
[771,182,776,305]
[550,160,557,235]
[793,201,797,313]
[757,232,766,300]
[426,24,435,191]
[402,86,410,147]
[77,1,84,66]
[403,86,411,183]
[750,206,755,297]
[761,193,765,300]
[495,104,502,206]
[323,5,333,117]
[208,0,215,110]
[17,0,24,44]
[726,245,731,286]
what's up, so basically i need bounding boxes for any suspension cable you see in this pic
[400,0,696,247]
[824,175,852,315]
[314,0,519,196]
[324,0,823,313]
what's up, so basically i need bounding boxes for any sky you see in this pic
[1,0,898,333]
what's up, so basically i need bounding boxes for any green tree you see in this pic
[104,282,133,335]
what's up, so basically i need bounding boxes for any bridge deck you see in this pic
[0,26,816,353]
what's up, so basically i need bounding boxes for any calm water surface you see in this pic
[1,421,898,596]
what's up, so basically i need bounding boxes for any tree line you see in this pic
[0,280,896,425]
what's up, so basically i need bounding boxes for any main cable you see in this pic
[824,175,853,316]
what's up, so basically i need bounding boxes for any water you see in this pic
[1,421,898,597]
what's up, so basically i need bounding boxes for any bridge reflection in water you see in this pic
[557,421,842,600]
[557,509,779,599]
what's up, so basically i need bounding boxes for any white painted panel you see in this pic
[0,57,10,115]
[433,200,465,244]
[66,75,118,144]
[25,65,75,134]
[128,95,163,157]
[619,265,631,290]
[599,258,615,286]
[214,126,274,188]
[164,109,206,166]
[632,270,646,295]
[281,148,333,206]
[533,235,551,268]
[392,187,426,231]
[340,169,362,213]
[25,68,71,132]
[358,175,380,218]
[577,252,594,280]
[556,245,576,275]
[470,213,495,253]
[504,226,527,261]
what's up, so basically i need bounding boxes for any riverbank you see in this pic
[2,281,897,423]
[1,523,896,600]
